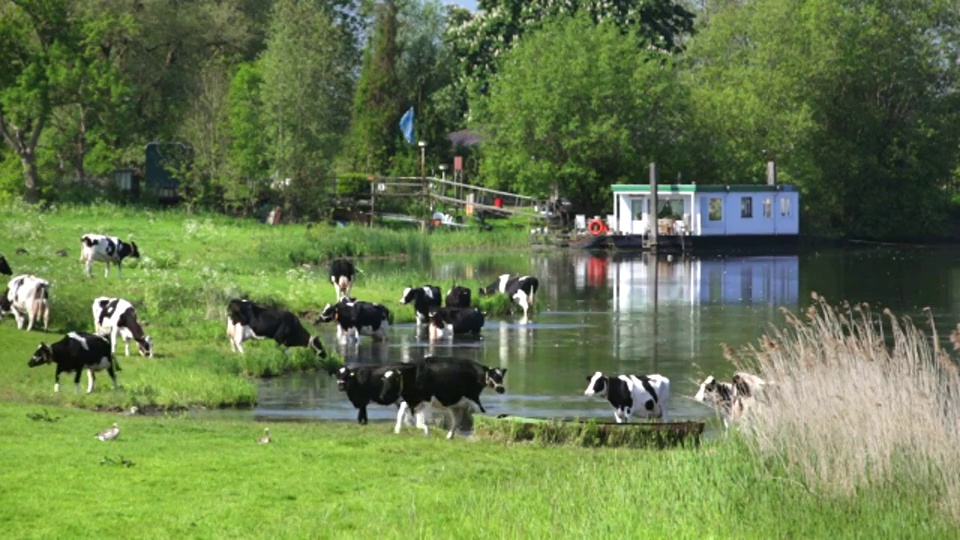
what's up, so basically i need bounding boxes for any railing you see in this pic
[368,175,548,219]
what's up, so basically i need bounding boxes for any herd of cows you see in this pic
[0,234,768,438]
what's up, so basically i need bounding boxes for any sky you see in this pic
[450,0,478,12]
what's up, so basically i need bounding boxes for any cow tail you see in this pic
[338,275,350,291]
[33,284,49,322]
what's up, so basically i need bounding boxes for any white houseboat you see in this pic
[578,183,800,251]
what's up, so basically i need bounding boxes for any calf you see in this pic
[400,285,442,325]
[427,307,485,341]
[317,297,390,343]
[92,297,153,357]
[226,298,327,356]
[445,285,472,308]
[0,254,11,275]
[80,234,140,278]
[329,364,413,425]
[584,371,671,423]
[329,258,356,301]
[478,274,539,319]
[0,274,50,331]
[28,332,119,393]
[381,357,507,439]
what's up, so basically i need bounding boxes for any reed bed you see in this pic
[726,293,960,522]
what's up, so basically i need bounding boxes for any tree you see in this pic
[259,0,356,218]
[476,15,687,212]
[225,62,269,213]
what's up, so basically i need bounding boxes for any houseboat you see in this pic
[575,183,800,252]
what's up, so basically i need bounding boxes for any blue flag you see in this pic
[399,106,414,145]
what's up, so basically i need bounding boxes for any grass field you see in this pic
[1,202,959,537]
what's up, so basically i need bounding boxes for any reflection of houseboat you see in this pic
[574,183,800,252]
[599,254,800,311]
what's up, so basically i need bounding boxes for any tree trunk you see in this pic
[22,150,40,204]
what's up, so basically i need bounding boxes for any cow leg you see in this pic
[54,368,63,393]
[613,409,626,424]
[110,327,119,354]
[104,262,110,278]
[86,369,96,393]
[416,406,431,437]
[358,405,368,425]
[41,304,48,331]
[25,307,35,332]
[12,308,23,329]
[394,402,410,434]
[117,261,122,278]
[107,364,118,391]
[85,259,93,277]
[443,408,459,440]
[74,370,83,393]
[123,336,131,357]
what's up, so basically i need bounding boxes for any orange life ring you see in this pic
[588,219,606,236]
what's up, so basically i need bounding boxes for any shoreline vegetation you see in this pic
[2,204,959,535]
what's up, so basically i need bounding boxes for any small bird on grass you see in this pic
[97,423,120,442]
[257,428,271,445]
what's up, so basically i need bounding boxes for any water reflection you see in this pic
[246,251,804,427]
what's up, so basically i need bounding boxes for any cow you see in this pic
[226,298,327,357]
[330,258,356,301]
[0,254,11,275]
[317,297,390,343]
[0,274,50,331]
[380,357,507,439]
[584,371,671,423]
[445,285,472,308]
[694,372,769,429]
[427,307,485,341]
[80,234,140,278]
[399,285,442,325]
[329,364,415,425]
[92,297,153,358]
[27,332,119,393]
[478,274,539,319]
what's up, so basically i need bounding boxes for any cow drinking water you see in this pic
[478,274,539,319]
[399,285,441,325]
[317,297,390,343]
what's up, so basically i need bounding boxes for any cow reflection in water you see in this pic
[336,340,391,366]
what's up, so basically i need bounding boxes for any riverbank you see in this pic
[0,203,531,411]
[0,400,952,538]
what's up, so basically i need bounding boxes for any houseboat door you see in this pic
[630,198,647,235]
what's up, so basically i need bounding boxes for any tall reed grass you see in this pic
[727,293,960,522]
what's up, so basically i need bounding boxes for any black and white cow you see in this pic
[380,357,507,439]
[329,363,414,425]
[399,285,441,325]
[478,274,539,319]
[584,371,671,423]
[92,297,153,358]
[427,307,485,341]
[226,299,327,356]
[330,258,356,301]
[445,285,472,308]
[694,372,769,429]
[317,297,390,343]
[0,274,50,331]
[0,254,11,275]
[80,234,140,278]
[28,332,119,393]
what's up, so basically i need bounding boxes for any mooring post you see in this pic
[649,162,659,252]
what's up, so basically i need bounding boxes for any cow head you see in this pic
[128,241,140,259]
[317,303,338,323]
[694,375,734,406]
[137,336,154,358]
[330,366,352,391]
[485,367,507,394]
[28,343,54,367]
[584,371,609,397]
[308,336,327,358]
[399,287,416,305]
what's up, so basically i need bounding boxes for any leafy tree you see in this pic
[225,62,269,213]
[259,0,356,219]
[476,15,687,212]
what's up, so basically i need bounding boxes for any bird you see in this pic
[257,428,271,445]
[97,423,120,442]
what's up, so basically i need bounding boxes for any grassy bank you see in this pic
[0,400,953,538]
[0,202,534,411]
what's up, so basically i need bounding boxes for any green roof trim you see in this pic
[611,184,796,193]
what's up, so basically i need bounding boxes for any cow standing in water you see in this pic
[478,274,539,319]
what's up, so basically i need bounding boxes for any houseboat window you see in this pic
[658,199,684,219]
[631,198,645,220]
[741,197,753,218]
[780,197,790,216]
[763,198,772,217]
[708,198,723,221]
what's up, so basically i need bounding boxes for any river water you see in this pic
[222,246,960,427]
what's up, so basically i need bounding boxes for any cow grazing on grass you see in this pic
[0,274,50,331]
[92,297,153,357]
[445,286,472,308]
[478,274,539,319]
[0,254,11,275]
[28,332,119,393]
[380,357,507,439]
[317,297,390,343]
[330,259,356,301]
[694,372,769,429]
[584,371,671,423]
[329,364,414,425]
[400,285,441,325]
[427,307,485,341]
[80,234,140,278]
[226,299,327,357]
